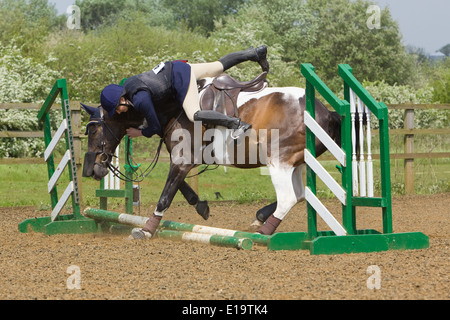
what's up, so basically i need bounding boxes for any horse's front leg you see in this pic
[131,162,194,239]
[179,180,210,220]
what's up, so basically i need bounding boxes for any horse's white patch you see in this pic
[198,78,305,110]
[237,86,305,108]
[267,163,305,221]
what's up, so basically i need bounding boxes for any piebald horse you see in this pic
[82,74,341,235]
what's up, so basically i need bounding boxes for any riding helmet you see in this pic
[100,84,123,118]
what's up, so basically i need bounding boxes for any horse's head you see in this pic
[81,103,129,181]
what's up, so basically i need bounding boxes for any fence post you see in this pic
[404,108,414,194]
[70,102,82,201]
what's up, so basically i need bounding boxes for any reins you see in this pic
[103,112,183,183]
[95,110,218,183]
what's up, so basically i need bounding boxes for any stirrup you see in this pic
[230,123,251,140]
[231,127,245,140]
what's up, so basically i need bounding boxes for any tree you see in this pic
[75,0,126,31]
[439,44,450,57]
[212,0,416,89]
[431,59,450,103]
[303,0,415,89]
[74,0,177,32]
[0,0,60,53]
[161,0,246,35]
[211,0,317,86]
[406,45,428,64]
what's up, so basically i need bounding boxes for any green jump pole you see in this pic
[84,207,148,227]
[159,220,270,246]
[156,230,253,250]
[83,208,258,250]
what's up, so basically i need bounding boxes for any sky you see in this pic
[50,0,449,54]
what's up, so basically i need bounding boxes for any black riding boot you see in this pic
[219,45,269,73]
[193,110,252,139]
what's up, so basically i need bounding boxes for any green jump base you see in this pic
[18,215,100,235]
[267,230,429,254]
[19,208,429,255]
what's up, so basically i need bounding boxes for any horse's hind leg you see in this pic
[179,180,210,220]
[249,201,277,230]
[258,164,305,235]
[256,202,277,222]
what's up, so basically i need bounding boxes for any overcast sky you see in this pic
[51,0,449,54]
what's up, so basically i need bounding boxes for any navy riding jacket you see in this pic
[128,60,191,138]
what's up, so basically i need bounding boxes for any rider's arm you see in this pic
[132,91,163,138]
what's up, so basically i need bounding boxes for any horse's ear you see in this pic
[81,103,101,119]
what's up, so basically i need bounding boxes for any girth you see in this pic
[198,72,268,117]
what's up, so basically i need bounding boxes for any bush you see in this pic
[362,80,447,129]
[0,42,62,158]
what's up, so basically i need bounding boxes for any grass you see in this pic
[0,161,276,208]
[0,155,448,208]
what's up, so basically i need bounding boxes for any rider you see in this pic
[99,45,269,141]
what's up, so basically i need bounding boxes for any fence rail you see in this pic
[1,102,449,194]
[0,101,82,138]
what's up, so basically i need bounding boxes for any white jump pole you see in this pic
[366,105,374,197]
[105,145,120,190]
[357,96,366,197]
[350,89,358,196]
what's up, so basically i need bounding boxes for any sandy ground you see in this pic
[0,193,448,301]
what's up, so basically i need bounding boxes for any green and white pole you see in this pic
[84,207,148,227]
[83,208,257,250]
[156,230,253,250]
[159,220,270,246]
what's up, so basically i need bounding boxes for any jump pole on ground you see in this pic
[83,208,256,250]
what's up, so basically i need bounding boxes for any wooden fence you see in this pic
[387,104,450,194]
[1,102,449,195]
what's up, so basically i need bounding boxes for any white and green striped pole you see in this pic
[84,207,148,228]
[159,220,270,245]
[83,208,256,250]
[156,230,253,250]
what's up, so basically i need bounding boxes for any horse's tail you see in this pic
[329,110,341,147]
[299,95,342,152]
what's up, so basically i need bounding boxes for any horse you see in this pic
[81,73,341,236]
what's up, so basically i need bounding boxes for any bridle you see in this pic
[85,107,120,168]
[86,107,182,183]
[85,105,217,182]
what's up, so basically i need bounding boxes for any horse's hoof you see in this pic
[196,200,210,220]
[129,228,152,240]
[257,215,281,235]
[248,219,262,232]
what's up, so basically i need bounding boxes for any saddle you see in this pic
[198,72,268,117]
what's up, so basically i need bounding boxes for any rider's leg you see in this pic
[189,45,268,78]
[182,67,251,137]
[182,70,203,122]
[190,61,223,80]
[181,46,269,134]
[219,45,269,73]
